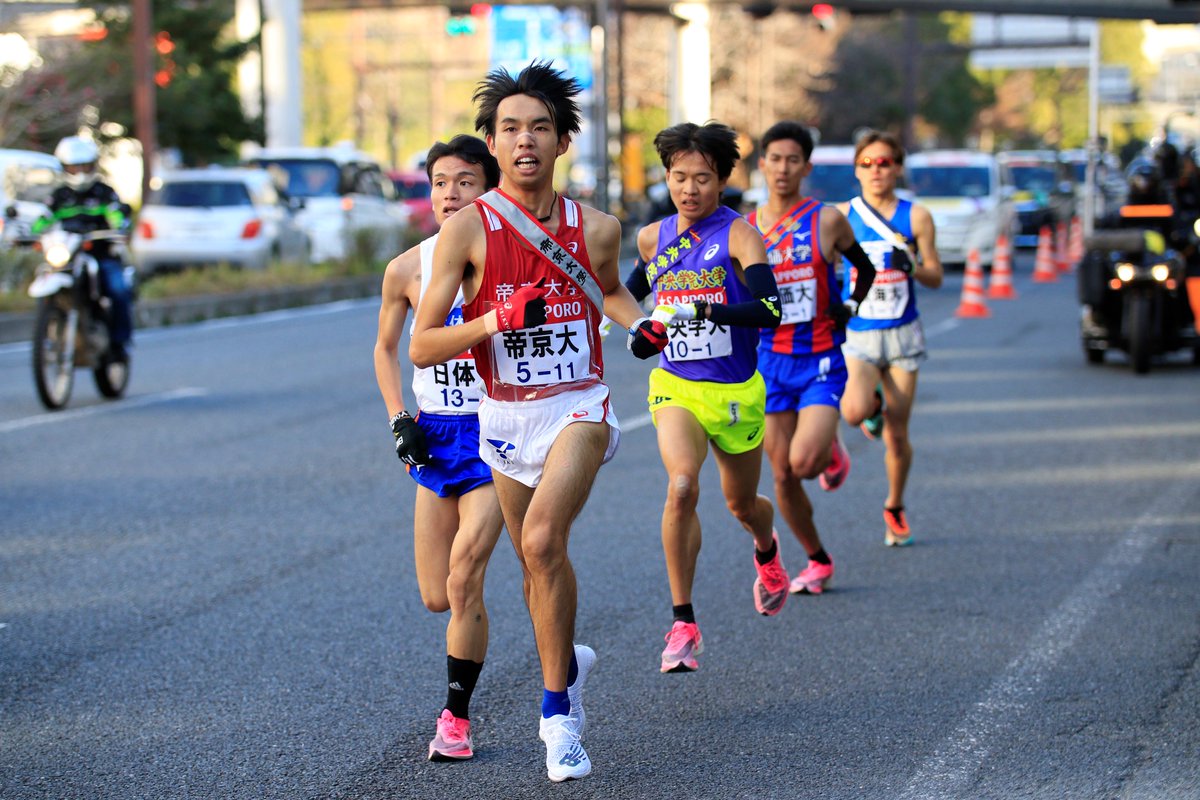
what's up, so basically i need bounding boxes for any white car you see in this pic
[243,145,409,263]
[131,167,310,274]
[0,148,62,247]
[906,150,1014,267]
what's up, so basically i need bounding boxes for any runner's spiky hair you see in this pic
[473,59,583,140]
[654,121,741,181]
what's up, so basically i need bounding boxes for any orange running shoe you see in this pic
[883,507,912,547]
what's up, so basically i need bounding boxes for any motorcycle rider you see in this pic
[33,135,133,360]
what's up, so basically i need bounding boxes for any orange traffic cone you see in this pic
[1032,225,1058,283]
[1055,219,1071,273]
[987,232,1018,300]
[1068,215,1084,266]
[955,248,991,318]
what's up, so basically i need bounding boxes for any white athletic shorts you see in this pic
[843,319,928,372]
[477,382,621,488]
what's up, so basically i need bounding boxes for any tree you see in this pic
[9,1,258,165]
[88,0,263,164]
[810,11,993,146]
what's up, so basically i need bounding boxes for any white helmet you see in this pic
[55,136,100,190]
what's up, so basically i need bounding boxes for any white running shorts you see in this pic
[477,382,620,488]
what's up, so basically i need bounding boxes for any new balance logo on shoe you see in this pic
[558,746,587,767]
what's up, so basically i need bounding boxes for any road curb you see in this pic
[0,273,383,345]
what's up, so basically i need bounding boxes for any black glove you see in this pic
[627,317,668,359]
[891,248,914,274]
[390,411,429,466]
[829,299,858,332]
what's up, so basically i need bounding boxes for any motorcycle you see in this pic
[1077,207,1200,374]
[25,223,134,409]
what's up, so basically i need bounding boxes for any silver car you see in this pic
[131,167,309,274]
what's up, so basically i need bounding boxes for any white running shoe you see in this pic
[539,713,592,782]
[567,644,596,737]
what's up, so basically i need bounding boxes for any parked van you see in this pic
[244,145,408,262]
[905,150,1014,267]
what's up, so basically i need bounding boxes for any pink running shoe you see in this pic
[428,708,473,761]
[752,531,790,616]
[789,558,834,595]
[660,620,704,673]
[818,437,851,492]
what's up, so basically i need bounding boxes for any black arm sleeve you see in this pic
[706,262,782,329]
[840,242,877,305]
[624,258,652,303]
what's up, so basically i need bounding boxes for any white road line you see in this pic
[622,412,653,432]
[0,298,377,357]
[895,478,1196,800]
[0,387,208,434]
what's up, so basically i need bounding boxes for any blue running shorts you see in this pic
[757,347,848,414]
[408,412,493,498]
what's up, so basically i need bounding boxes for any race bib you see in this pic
[413,306,484,412]
[855,268,910,320]
[491,295,592,386]
[775,264,817,325]
[658,287,733,362]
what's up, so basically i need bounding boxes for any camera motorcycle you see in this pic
[22,218,135,409]
[1077,209,1200,374]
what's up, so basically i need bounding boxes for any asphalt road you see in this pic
[1,254,1198,800]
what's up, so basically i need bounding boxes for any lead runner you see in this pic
[409,60,666,782]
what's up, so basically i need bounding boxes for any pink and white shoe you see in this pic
[818,437,851,492]
[660,620,704,672]
[752,531,790,616]
[789,558,834,594]
[428,708,473,761]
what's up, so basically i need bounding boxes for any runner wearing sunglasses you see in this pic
[747,121,880,596]
[836,130,942,547]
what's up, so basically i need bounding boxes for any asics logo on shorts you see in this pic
[558,745,586,767]
[487,438,516,461]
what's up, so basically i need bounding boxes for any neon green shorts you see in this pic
[647,368,766,455]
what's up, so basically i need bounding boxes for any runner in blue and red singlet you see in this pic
[748,121,879,595]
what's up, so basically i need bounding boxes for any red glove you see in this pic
[494,278,548,332]
[628,317,668,359]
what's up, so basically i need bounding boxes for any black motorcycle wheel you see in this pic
[93,350,130,399]
[1128,293,1153,375]
[32,298,75,410]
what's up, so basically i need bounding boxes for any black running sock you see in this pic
[672,603,695,624]
[809,548,831,566]
[754,539,778,565]
[445,656,483,720]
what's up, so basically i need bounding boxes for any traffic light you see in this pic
[811,3,837,31]
[445,3,490,36]
[154,31,176,87]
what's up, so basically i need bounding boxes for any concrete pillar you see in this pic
[669,3,711,125]
[236,0,302,148]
